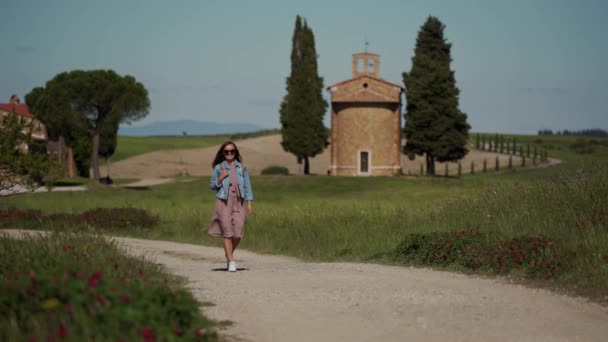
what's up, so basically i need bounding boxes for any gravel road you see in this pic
[114,236,607,342]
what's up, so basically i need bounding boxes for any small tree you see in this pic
[495,156,499,171]
[0,112,60,195]
[520,145,524,157]
[526,144,530,157]
[522,155,526,167]
[475,133,480,149]
[512,137,517,155]
[499,135,504,154]
[481,135,486,150]
[470,160,475,175]
[508,155,513,169]
[482,159,487,173]
[533,145,538,159]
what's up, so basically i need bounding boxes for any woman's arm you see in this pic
[209,165,225,190]
[243,167,254,201]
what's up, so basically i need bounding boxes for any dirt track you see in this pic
[75,236,608,342]
[102,134,537,179]
[5,230,604,342]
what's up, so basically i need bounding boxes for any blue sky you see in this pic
[1,0,606,134]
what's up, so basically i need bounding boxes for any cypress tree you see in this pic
[499,135,504,154]
[512,137,517,155]
[495,156,499,171]
[402,16,470,176]
[494,133,499,152]
[475,133,480,149]
[280,16,328,175]
[483,159,487,173]
[481,135,486,150]
[508,155,513,169]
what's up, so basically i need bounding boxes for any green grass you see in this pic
[2,135,608,292]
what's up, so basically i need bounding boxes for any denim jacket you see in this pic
[209,160,253,201]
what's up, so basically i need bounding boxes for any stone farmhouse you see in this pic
[0,95,47,152]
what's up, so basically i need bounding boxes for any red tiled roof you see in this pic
[0,103,35,118]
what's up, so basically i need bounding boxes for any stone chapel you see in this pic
[327,52,405,176]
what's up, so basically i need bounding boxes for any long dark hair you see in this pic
[212,141,242,168]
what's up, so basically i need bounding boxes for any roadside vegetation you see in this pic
[0,231,219,341]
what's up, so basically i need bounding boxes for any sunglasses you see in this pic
[223,149,236,155]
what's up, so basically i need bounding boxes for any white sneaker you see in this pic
[228,261,237,272]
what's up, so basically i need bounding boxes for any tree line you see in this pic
[538,128,607,137]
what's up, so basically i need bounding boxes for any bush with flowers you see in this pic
[0,231,218,341]
[394,229,568,279]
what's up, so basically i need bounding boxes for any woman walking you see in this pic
[208,141,254,272]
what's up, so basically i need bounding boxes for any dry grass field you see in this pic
[101,134,527,179]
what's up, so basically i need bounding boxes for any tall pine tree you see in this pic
[402,16,470,175]
[280,16,328,175]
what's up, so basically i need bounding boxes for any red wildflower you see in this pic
[65,304,73,314]
[26,336,37,342]
[88,278,99,288]
[120,295,130,303]
[28,270,36,279]
[138,327,154,342]
[604,255,608,263]
[171,327,181,335]
[58,324,68,338]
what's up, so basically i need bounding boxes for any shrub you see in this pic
[261,165,289,175]
[0,231,218,341]
[569,139,596,154]
[393,229,568,278]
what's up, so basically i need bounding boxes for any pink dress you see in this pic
[208,164,247,238]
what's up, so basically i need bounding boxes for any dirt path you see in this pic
[5,230,604,341]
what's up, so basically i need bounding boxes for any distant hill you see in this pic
[118,120,265,136]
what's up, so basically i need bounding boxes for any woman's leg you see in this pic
[231,237,241,254]
[223,237,234,262]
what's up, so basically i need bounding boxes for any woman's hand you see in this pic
[218,169,228,182]
[247,201,253,216]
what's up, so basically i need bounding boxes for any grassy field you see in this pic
[2,134,607,293]
[113,129,280,162]
[112,135,230,161]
